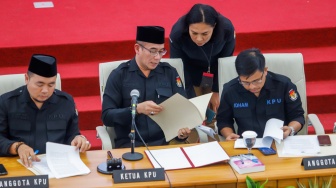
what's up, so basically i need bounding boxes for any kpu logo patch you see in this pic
[288,89,298,101]
[176,76,182,87]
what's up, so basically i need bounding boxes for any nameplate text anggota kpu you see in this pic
[113,168,165,183]
[302,155,336,170]
[0,175,48,188]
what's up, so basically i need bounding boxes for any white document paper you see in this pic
[145,141,229,170]
[234,118,284,148]
[18,154,55,178]
[282,135,320,155]
[276,134,336,157]
[18,142,90,179]
[46,142,91,179]
[149,93,212,141]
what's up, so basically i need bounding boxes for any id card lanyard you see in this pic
[199,44,214,88]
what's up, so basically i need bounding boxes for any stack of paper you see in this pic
[234,118,284,148]
[18,142,90,179]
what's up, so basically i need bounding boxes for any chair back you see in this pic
[0,73,62,95]
[98,58,185,149]
[218,53,308,135]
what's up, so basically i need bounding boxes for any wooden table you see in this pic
[2,139,336,188]
[1,144,237,188]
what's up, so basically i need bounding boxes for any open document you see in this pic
[149,93,212,141]
[145,141,229,170]
[275,135,321,157]
[234,118,284,148]
[17,142,90,179]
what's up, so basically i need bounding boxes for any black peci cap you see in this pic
[136,26,165,44]
[28,54,57,77]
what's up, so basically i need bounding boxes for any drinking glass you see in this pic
[242,131,257,154]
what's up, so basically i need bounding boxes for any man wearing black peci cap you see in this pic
[0,54,91,167]
[102,26,191,148]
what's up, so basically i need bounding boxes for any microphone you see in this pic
[122,89,143,161]
[130,89,139,118]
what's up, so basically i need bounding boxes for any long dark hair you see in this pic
[185,4,219,27]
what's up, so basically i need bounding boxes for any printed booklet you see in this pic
[229,154,265,174]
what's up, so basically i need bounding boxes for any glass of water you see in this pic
[242,131,257,154]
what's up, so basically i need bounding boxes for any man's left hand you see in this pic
[282,126,292,139]
[178,128,191,139]
[71,135,91,152]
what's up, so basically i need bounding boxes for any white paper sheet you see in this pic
[46,142,90,179]
[282,135,320,155]
[17,154,55,178]
[276,134,336,157]
[145,141,229,170]
[234,118,284,148]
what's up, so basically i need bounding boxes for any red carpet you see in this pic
[1,0,335,149]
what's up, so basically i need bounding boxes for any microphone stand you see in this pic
[122,106,143,161]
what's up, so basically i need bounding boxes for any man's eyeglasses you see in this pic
[137,43,167,57]
[238,71,264,86]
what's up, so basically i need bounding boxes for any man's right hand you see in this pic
[225,133,240,141]
[220,127,240,141]
[17,144,40,167]
[136,101,163,116]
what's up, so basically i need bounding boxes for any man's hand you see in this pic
[136,101,163,116]
[17,144,40,167]
[220,127,239,141]
[71,135,91,152]
[282,126,292,139]
[209,92,220,113]
[225,133,240,141]
[177,127,191,139]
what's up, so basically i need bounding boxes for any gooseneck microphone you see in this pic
[130,89,139,118]
[122,89,143,161]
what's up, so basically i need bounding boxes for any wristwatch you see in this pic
[289,126,295,136]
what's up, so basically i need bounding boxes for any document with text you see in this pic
[149,93,212,141]
[18,154,55,178]
[145,141,229,170]
[282,135,320,155]
[18,142,90,179]
[234,118,284,148]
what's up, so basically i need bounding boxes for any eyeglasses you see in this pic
[238,71,264,86]
[137,43,167,57]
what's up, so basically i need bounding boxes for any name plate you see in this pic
[302,155,336,170]
[113,168,165,183]
[0,175,48,188]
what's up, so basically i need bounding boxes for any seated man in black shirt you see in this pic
[217,48,305,140]
[101,26,191,148]
[0,54,90,167]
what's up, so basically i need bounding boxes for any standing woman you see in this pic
[169,4,235,113]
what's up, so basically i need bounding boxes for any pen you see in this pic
[27,150,39,160]
[241,154,258,163]
[239,155,244,164]
[107,151,113,159]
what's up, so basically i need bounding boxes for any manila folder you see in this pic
[149,93,212,141]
